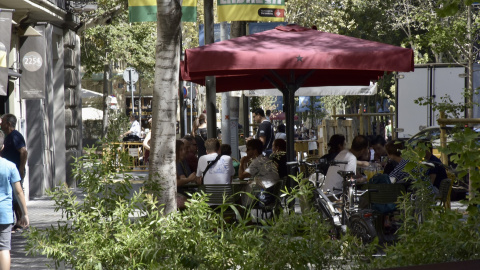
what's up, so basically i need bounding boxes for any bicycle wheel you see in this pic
[349,213,377,244]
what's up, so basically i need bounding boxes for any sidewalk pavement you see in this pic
[11,196,68,269]
[10,172,148,269]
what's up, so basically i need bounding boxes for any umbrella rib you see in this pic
[295,70,315,89]
[269,70,288,89]
[264,75,284,93]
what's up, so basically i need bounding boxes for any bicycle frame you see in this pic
[303,160,376,242]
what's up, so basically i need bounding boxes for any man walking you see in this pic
[0,130,29,269]
[0,114,28,232]
[252,108,274,156]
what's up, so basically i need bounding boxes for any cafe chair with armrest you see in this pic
[435,178,452,209]
[251,180,285,220]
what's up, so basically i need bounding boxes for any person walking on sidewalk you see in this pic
[0,130,29,269]
[0,114,28,233]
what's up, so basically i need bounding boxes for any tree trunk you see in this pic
[150,0,182,214]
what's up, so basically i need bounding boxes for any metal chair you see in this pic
[436,178,452,209]
[251,180,284,220]
[199,184,237,206]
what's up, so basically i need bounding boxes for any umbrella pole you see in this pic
[284,87,296,163]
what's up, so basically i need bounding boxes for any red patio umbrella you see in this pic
[270,112,298,121]
[182,24,414,161]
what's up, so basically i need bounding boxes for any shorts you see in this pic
[0,224,12,250]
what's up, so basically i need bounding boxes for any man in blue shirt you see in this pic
[1,114,28,231]
[0,130,29,269]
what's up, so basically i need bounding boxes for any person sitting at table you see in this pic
[221,144,240,178]
[308,130,318,155]
[385,140,410,183]
[121,115,141,141]
[424,142,447,196]
[196,138,234,185]
[176,140,199,209]
[324,135,369,193]
[182,135,199,173]
[269,139,287,179]
[371,135,398,174]
[319,134,346,175]
[275,124,287,140]
[239,139,280,206]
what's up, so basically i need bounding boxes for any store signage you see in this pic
[20,25,46,99]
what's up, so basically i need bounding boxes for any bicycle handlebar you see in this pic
[287,159,348,168]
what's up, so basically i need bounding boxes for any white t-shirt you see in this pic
[308,135,317,151]
[196,153,234,185]
[324,149,357,193]
[129,120,141,137]
[245,155,279,188]
[275,132,287,140]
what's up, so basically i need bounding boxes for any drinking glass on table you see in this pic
[364,166,376,181]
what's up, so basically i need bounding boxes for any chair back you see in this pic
[436,178,452,209]
[437,178,451,201]
[200,184,236,206]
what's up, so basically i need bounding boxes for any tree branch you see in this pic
[77,4,124,34]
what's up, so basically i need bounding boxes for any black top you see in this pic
[318,151,340,175]
[256,120,274,151]
[427,155,448,189]
[196,128,208,158]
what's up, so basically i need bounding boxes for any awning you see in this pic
[243,83,377,97]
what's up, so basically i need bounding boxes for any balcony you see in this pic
[67,0,98,12]
[48,0,67,10]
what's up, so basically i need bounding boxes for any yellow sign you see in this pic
[217,0,285,22]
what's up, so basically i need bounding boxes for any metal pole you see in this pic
[220,21,231,144]
[285,85,296,162]
[204,0,216,139]
[102,62,109,138]
[129,69,134,115]
[468,4,474,120]
[139,74,142,124]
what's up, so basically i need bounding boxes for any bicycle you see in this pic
[293,160,377,243]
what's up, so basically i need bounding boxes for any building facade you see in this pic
[0,0,86,198]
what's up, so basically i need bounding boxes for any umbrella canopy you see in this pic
[183,24,413,90]
[270,112,298,121]
[244,83,377,97]
[182,24,414,161]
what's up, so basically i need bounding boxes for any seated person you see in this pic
[182,135,199,173]
[269,139,287,179]
[239,139,280,205]
[308,130,318,155]
[424,143,448,196]
[176,140,200,209]
[371,135,398,174]
[121,115,141,141]
[319,134,345,175]
[324,135,369,193]
[196,139,234,185]
[275,124,287,140]
[220,143,240,177]
[385,140,410,183]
